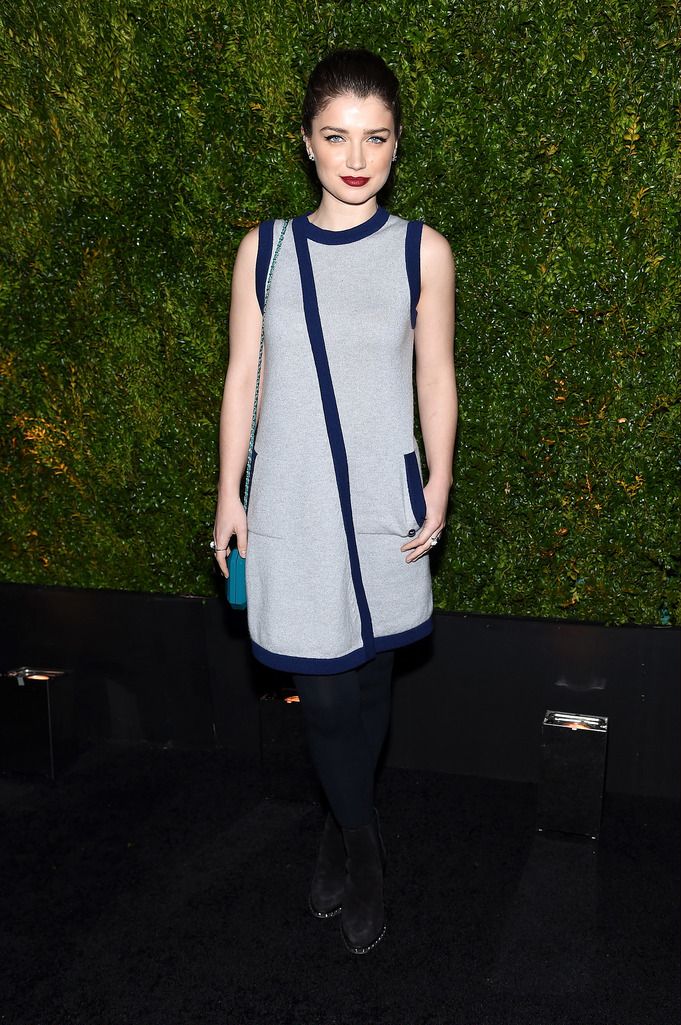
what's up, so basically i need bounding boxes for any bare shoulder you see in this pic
[420,223,455,284]
[230,224,262,309]
[421,223,454,262]
[235,224,260,265]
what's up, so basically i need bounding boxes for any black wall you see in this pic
[1,583,678,799]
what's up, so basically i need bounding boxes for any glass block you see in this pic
[537,710,608,840]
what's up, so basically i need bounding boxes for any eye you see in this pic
[368,136,388,144]
[323,134,344,143]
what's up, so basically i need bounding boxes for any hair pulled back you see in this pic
[301,48,402,137]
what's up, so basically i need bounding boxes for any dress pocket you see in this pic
[403,450,427,527]
[245,448,286,539]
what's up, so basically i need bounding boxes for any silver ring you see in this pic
[210,541,228,553]
[429,535,440,547]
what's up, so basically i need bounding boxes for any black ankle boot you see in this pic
[308,811,346,918]
[340,808,387,954]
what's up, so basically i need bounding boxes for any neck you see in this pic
[308,193,379,231]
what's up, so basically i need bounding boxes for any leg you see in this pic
[294,667,372,918]
[293,667,373,828]
[339,653,393,951]
[293,658,392,950]
[357,650,395,773]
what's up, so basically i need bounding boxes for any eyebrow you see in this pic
[319,126,391,134]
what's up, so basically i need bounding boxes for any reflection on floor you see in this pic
[0,742,678,1025]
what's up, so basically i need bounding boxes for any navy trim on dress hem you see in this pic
[251,641,371,675]
[251,616,432,675]
[374,615,433,652]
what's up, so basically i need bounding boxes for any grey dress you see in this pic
[245,206,433,674]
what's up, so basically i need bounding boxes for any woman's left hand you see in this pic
[400,479,450,563]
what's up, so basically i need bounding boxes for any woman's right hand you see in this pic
[213,495,248,578]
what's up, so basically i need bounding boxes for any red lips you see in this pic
[341,176,370,187]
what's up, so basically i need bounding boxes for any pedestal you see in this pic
[0,669,78,779]
[537,710,608,840]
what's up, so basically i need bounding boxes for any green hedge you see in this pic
[1,0,679,625]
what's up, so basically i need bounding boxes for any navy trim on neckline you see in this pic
[298,205,390,245]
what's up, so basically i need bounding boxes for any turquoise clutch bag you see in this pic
[226,549,247,610]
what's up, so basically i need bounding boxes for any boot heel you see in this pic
[308,811,345,918]
[340,808,386,954]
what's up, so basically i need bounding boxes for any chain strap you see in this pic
[242,218,289,511]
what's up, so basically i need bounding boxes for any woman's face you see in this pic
[303,92,399,207]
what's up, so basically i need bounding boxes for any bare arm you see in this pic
[401,224,458,563]
[213,225,261,577]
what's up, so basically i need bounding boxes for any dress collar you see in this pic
[296,205,390,245]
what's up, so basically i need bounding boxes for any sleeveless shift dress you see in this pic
[245,205,433,674]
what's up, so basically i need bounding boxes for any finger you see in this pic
[235,523,248,558]
[403,524,445,563]
[400,518,441,553]
[217,545,231,577]
[213,543,231,578]
[406,537,440,562]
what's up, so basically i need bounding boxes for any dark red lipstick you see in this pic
[341,176,370,187]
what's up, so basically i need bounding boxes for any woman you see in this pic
[213,49,457,954]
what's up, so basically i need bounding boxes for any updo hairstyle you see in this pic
[301,48,402,137]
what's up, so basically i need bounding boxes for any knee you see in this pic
[296,687,361,740]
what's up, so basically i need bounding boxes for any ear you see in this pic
[301,127,316,161]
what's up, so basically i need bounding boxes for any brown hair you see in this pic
[301,49,402,137]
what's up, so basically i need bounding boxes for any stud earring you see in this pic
[308,152,315,162]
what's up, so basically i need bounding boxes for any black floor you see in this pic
[0,742,678,1025]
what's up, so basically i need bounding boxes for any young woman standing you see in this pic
[213,49,457,954]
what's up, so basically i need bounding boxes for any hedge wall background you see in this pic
[1,0,679,625]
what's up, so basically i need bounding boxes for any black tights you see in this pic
[293,651,395,829]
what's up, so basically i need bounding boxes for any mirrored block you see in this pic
[1,668,77,779]
[537,710,608,840]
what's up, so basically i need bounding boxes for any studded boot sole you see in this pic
[308,810,346,918]
[340,808,387,953]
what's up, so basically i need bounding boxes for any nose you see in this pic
[346,141,367,172]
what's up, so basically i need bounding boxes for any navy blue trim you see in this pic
[252,640,371,675]
[404,450,427,526]
[405,219,423,328]
[301,205,389,246]
[375,615,433,652]
[292,216,375,658]
[255,219,275,313]
[252,616,433,674]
